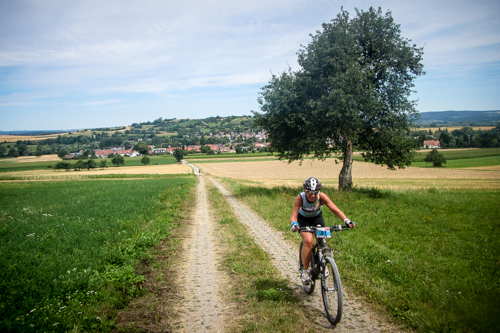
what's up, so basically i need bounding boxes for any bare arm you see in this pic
[290,195,302,223]
[320,192,347,221]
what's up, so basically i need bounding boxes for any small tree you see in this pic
[141,156,151,166]
[86,159,97,170]
[8,148,19,158]
[201,145,211,154]
[424,149,446,167]
[55,161,71,171]
[57,150,68,159]
[172,148,185,162]
[74,159,86,171]
[134,143,149,155]
[112,155,125,167]
[99,160,107,169]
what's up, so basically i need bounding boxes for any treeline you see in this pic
[411,125,500,148]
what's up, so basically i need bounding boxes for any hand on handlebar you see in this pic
[344,218,355,229]
[291,221,300,232]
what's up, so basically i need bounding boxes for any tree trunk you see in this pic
[339,140,353,191]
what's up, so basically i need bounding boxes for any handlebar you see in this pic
[299,225,352,232]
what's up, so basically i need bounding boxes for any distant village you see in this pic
[65,131,271,159]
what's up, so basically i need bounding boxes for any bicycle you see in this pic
[298,224,350,325]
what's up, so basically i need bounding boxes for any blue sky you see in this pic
[1,0,499,131]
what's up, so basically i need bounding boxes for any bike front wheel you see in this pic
[321,256,343,325]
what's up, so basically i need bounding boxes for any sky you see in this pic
[1,0,499,131]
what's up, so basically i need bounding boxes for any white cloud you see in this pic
[0,0,499,129]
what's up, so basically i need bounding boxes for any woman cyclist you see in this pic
[290,177,355,283]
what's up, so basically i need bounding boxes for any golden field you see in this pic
[194,159,500,190]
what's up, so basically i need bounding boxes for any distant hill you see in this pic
[0,129,78,136]
[416,111,500,125]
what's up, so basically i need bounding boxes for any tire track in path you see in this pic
[180,176,223,332]
[209,177,402,333]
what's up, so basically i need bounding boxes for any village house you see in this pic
[94,148,140,158]
[151,148,167,154]
[423,140,441,149]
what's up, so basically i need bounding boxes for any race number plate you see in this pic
[316,227,331,238]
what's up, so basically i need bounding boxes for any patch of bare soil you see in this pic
[209,177,404,332]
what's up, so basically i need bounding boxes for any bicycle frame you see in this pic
[298,224,349,325]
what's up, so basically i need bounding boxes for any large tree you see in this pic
[253,7,424,191]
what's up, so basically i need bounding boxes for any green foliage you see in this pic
[172,148,185,162]
[133,143,149,155]
[74,159,87,170]
[111,155,125,167]
[254,7,424,190]
[57,150,67,159]
[226,181,500,333]
[0,177,195,332]
[424,149,446,167]
[54,161,71,171]
[141,155,151,165]
[201,145,211,154]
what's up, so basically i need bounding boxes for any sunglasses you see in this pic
[305,190,319,195]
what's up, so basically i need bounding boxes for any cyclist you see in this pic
[290,177,355,284]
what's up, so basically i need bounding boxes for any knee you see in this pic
[303,238,314,249]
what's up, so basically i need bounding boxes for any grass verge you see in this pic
[205,180,317,333]
[221,179,500,333]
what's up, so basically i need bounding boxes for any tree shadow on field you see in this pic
[352,186,394,199]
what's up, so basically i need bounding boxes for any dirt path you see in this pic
[178,176,225,332]
[208,176,403,332]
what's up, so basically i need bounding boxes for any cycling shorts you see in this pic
[298,211,325,232]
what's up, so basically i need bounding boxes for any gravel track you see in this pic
[209,176,402,332]
[180,176,224,332]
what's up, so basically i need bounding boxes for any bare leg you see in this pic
[301,232,314,270]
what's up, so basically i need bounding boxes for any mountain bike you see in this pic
[298,224,350,325]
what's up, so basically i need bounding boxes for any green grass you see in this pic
[222,179,500,333]
[352,148,500,169]
[410,155,500,168]
[206,181,316,332]
[0,155,178,173]
[0,176,196,332]
[413,148,500,161]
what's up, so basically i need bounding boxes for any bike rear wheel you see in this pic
[298,241,315,294]
[321,256,343,325]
